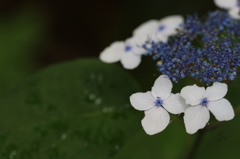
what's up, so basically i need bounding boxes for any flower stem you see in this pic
[185,129,206,159]
[237,67,240,74]
[205,105,240,131]
[186,75,204,87]
[170,114,183,124]
[183,102,240,159]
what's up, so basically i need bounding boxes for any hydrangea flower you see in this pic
[130,75,188,135]
[133,15,184,43]
[100,15,183,70]
[99,36,146,69]
[228,7,240,19]
[181,82,235,134]
[144,10,240,84]
[214,0,240,19]
[214,0,238,9]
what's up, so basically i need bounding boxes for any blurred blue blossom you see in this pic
[144,10,240,84]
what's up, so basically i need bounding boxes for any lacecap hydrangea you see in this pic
[99,0,237,135]
[144,10,240,84]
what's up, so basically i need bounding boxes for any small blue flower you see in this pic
[200,97,208,106]
[143,10,240,84]
[155,97,163,106]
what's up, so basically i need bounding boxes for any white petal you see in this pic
[130,91,156,111]
[228,7,240,20]
[120,52,141,69]
[150,33,168,43]
[99,41,125,63]
[131,46,146,55]
[205,82,227,101]
[133,20,159,36]
[184,105,210,134]
[126,35,145,46]
[163,93,189,114]
[151,75,172,100]
[125,37,146,55]
[141,106,170,135]
[180,84,205,106]
[208,98,235,121]
[214,0,237,9]
[158,15,184,37]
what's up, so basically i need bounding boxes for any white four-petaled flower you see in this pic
[130,75,188,135]
[99,36,146,69]
[133,15,184,43]
[214,0,240,19]
[100,15,184,70]
[181,82,235,134]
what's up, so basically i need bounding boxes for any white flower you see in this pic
[181,83,235,134]
[133,15,184,43]
[99,36,146,69]
[100,15,183,69]
[214,0,237,9]
[130,75,188,135]
[228,7,240,19]
[214,0,240,19]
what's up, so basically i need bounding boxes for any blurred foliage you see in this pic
[0,59,142,159]
[113,121,192,159]
[0,7,45,96]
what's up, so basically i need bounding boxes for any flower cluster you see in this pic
[214,0,240,19]
[144,10,240,84]
[99,0,238,135]
[99,15,183,69]
[130,75,234,134]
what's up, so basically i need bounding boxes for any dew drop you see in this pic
[84,141,89,147]
[61,133,67,140]
[95,98,102,105]
[90,73,95,80]
[97,74,103,83]
[115,145,120,150]
[51,143,56,147]
[89,93,96,101]
[102,107,114,113]
[9,150,17,159]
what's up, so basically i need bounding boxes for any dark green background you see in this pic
[0,0,216,93]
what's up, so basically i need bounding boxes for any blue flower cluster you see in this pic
[144,10,240,84]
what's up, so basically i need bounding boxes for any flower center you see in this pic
[155,97,163,107]
[237,2,240,7]
[124,45,132,52]
[158,25,165,31]
[200,97,208,106]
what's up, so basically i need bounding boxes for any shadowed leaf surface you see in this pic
[196,76,240,159]
[0,58,142,159]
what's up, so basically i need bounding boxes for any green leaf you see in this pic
[112,121,192,159]
[196,116,240,159]
[0,58,143,159]
[195,77,240,159]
